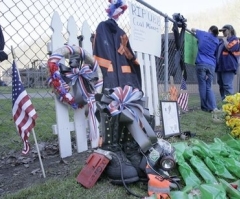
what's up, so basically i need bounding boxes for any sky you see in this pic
[145,0,229,16]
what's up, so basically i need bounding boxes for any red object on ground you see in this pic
[231,184,238,189]
[76,149,111,188]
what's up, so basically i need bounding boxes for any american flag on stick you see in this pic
[12,60,38,154]
[177,77,189,111]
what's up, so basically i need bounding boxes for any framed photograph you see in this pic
[160,101,181,138]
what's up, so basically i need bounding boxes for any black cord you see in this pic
[109,150,180,198]
[140,150,167,178]
[170,179,180,190]
[109,152,145,198]
[140,150,180,191]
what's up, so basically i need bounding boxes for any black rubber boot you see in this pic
[100,114,139,184]
[121,128,148,182]
[104,144,139,184]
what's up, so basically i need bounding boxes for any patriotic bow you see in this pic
[65,62,99,140]
[107,85,144,120]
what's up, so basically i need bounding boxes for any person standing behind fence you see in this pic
[216,25,240,100]
[191,26,219,112]
[0,25,8,62]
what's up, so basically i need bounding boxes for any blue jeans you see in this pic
[196,64,217,111]
[217,71,235,100]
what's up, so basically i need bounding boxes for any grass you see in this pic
[2,176,147,199]
[0,94,231,199]
[0,86,77,154]
[179,109,229,142]
[0,87,49,94]
[0,97,57,153]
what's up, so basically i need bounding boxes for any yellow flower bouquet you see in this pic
[222,93,240,138]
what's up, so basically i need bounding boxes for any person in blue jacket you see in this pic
[216,24,240,100]
[191,26,219,112]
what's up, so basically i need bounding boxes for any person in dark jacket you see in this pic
[93,0,145,184]
[216,24,240,100]
[191,26,219,112]
[0,25,8,62]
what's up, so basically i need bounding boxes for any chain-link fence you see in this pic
[0,0,220,149]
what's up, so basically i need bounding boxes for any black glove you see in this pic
[69,53,82,68]
[0,50,8,62]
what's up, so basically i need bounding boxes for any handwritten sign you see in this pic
[129,2,161,57]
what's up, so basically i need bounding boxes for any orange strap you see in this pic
[169,76,178,101]
[169,85,178,101]
[94,56,113,72]
[118,34,134,60]
[146,165,171,199]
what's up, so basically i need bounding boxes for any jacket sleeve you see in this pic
[0,25,5,50]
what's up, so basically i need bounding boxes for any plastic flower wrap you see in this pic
[222,93,240,138]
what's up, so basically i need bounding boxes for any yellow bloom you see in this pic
[231,126,240,137]
[223,93,240,116]
[223,93,240,139]
[225,115,231,120]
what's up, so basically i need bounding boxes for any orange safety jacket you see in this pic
[146,165,171,199]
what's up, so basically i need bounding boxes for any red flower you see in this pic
[48,62,59,75]
[52,79,60,87]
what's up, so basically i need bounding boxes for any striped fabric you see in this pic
[12,60,38,154]
[177,78,189,111]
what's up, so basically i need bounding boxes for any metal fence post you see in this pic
[164,16,169,92]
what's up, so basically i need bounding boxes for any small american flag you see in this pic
[177,77,189,111]
[12,60,38,154]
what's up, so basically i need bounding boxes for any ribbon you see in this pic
[47,44,103,139]
[69,64,97,83]
[106,85,157,152]
[47,45,82,109]
[107,85,144,120]
[47,69,78,109]
[103,87,159,150]
[64,61,100,140]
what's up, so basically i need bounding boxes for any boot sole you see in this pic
[109,176,139,185]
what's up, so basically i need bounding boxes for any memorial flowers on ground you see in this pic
[222,93,240,138]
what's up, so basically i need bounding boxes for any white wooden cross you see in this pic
[49,11,99,158]
[48,11,160,158]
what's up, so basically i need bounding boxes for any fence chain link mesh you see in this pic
[0,0,201,150]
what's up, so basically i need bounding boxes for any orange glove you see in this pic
[146,165,171,199]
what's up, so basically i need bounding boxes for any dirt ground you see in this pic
[0,140,90,198]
